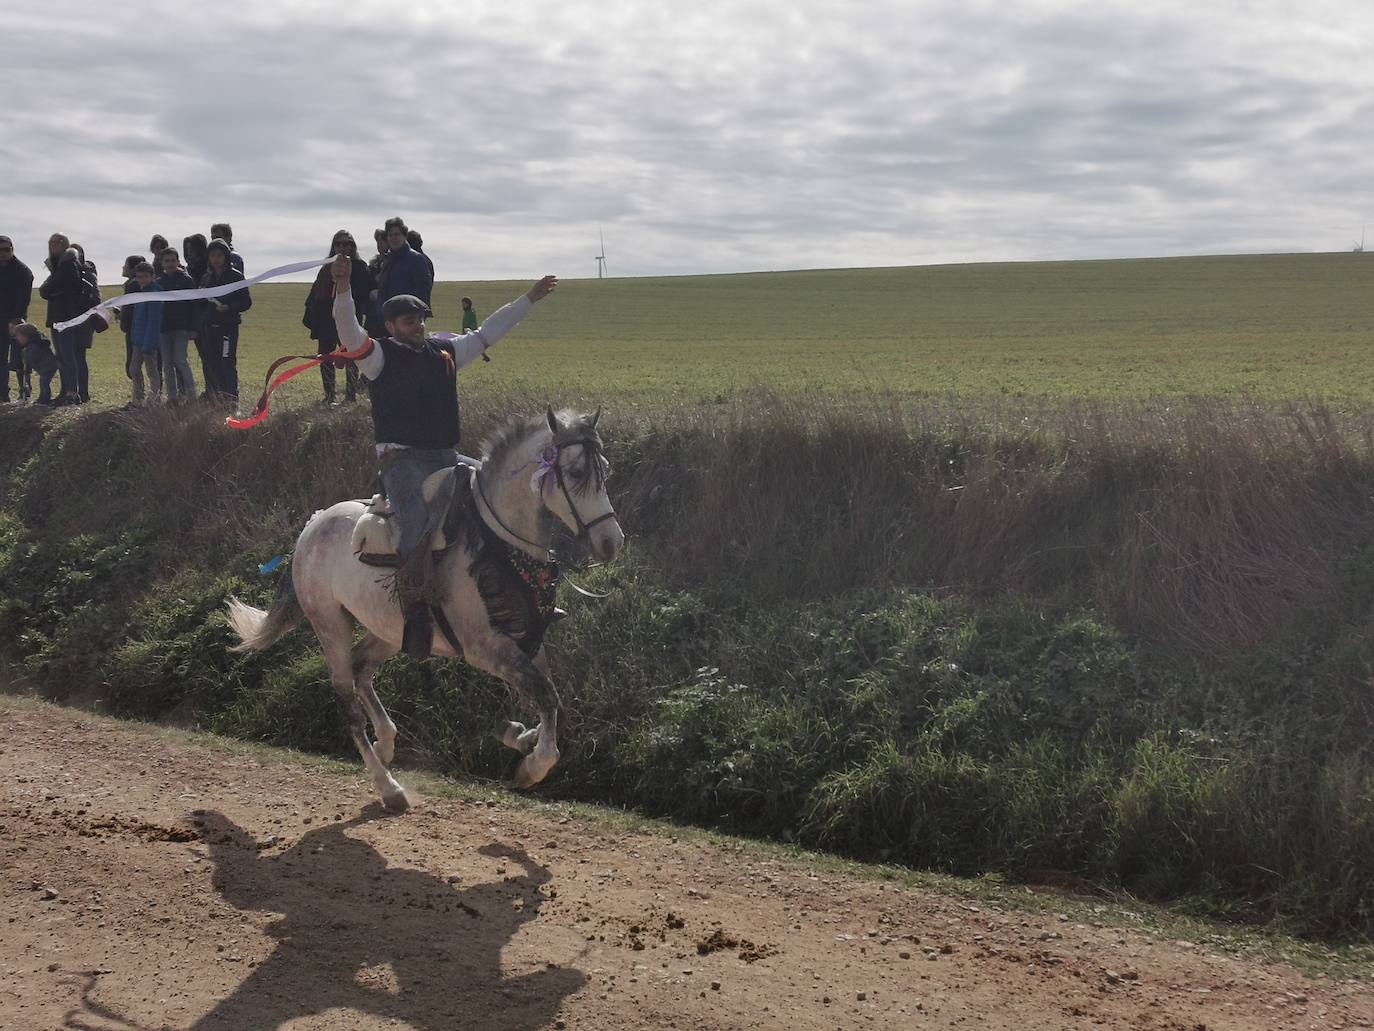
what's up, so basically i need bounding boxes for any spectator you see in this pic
[38,235,84,405]
[374,216,432,327]
[0,237,34,403]
[182,234,218,395]
[200,238,251,406]
[4,318,26,404]
[364,228,388,338]
[183,234,209,286]
[155,247,198,404]
[149,234,169,259]
[303,229,371,405]
[127,262,162,407]
[70,243,102,403]
[14,322,58,406]
[461,297,478,334]
[210,222,244,273]
[405,228,435,282]
[119,255,143,386]
[5,319,27,403]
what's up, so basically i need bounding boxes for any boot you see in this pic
[396,544,437,660]
[402,603,434,660]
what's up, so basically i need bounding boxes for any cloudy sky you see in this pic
[4,0,1371,281]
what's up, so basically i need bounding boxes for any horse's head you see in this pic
[535,406,624,563]
[482,407,624,564]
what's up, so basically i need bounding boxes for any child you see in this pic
[127,262,163,405]
[119,254,143,387]
[13,323,58,406]
[5,318,29,402]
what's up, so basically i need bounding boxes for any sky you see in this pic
[4,0,1371,282]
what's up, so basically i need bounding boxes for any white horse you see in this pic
[226,408,624,811]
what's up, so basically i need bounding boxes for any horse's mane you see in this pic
[480,409,601,472]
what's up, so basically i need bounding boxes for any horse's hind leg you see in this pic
[352,632,400,766]
[316,612,410,812]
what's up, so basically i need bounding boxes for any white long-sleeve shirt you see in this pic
[332,289,533,382]
[332,288,534,453]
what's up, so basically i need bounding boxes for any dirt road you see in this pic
[1,698,1369,1030]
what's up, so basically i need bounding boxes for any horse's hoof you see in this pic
[511,749,558,790]
[381,787,411,813]
[497,720,529,752]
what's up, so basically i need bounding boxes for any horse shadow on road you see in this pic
[135,807,586,1030]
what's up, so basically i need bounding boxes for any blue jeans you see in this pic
[159,330,196,401]
[379,448,458,561]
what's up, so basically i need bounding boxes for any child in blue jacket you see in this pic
[128,262,163,406]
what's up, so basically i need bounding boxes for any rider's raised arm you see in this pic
[450,276,556,371]
[331,254,384,379]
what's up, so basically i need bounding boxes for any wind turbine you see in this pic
[1355,226,1366,253]
[595,229,607,279]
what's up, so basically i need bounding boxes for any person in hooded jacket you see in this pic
[69,243,101,402]
[181,233,216,393]
[304,229,373,404]
[200,238,251,405]
[210,223,244,274]
[182,234,209,288]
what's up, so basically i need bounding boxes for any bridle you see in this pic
[474,437,616,562]
[552,438,619,541]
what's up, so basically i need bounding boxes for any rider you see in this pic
[329,253,557,659]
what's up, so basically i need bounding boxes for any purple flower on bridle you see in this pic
[515,444,561,497]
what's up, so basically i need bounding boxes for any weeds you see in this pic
[2,393,1373,938]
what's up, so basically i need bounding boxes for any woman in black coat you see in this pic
[303,229,373,404]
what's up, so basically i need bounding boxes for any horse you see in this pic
[226,408,624,812]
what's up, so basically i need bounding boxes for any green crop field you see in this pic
[29,250,1374,409]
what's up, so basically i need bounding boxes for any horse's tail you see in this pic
[226,576,299,653]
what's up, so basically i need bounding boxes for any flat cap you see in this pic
[382,294,432,320]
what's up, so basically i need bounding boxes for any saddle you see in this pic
[351,466,466,566]
[352,462,564,657]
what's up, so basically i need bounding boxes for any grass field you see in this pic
[32,250,1374,408]
[8,252,1374,936]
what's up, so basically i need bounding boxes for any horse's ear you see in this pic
[546,406,559,434]
[590,405,601,428]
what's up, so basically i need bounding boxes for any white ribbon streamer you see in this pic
[53,256,334,332]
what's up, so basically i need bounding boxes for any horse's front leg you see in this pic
[496,648,551,756]
[469,638,561,789]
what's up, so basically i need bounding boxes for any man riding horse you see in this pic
[328,253,557,659]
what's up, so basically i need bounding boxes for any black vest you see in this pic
[368,336,461,448]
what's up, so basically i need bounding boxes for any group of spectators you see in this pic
[1,214,460,411]
[302,216,446,404]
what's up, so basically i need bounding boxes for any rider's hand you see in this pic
[526,275,557,303]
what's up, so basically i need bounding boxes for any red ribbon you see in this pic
[226,282,374,430]
[226,339,374,429]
